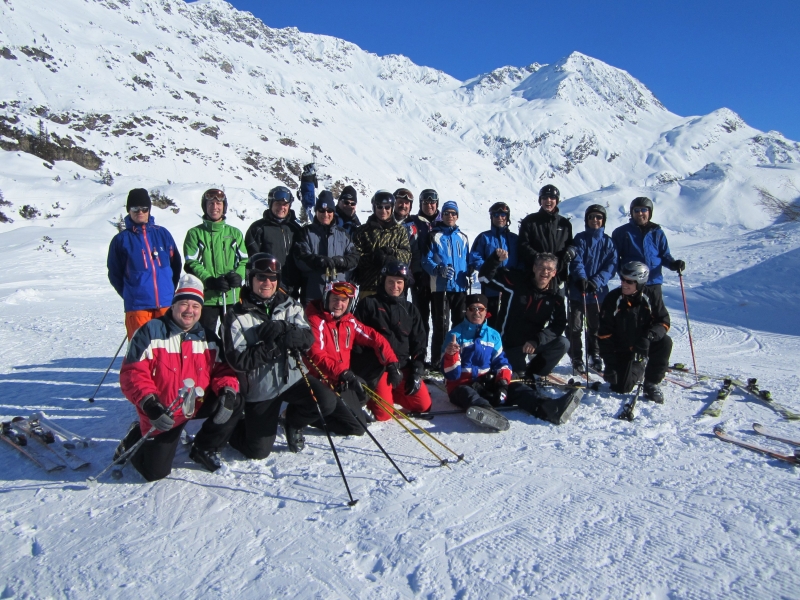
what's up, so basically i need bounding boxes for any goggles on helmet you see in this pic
[203,189,226,202]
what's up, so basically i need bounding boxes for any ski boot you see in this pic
[643,381,664,404]
[465,404,510,432]
[113,421,142,463]
[285,423,306,453]
[589,354,604,373]
[571,357,586,374]
[189,445,222,473]
[527,387,585,425]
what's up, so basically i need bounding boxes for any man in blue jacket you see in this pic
[469,201,519,330]
[568,204,617,373]
[611,197,685,304]
[422,201,470,367]
[107,188,182,339]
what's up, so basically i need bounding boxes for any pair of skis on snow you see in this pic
[714,423,799,465]
[1,412,91,472]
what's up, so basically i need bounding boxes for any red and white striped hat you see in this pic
[172,274,204,305]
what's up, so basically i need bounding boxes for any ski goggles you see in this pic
[328,281,357,298]
[250,255,282,274]
[270,189,293,203]
[395,189,414,201]
[420,191,439,203]
[203,189,226,202]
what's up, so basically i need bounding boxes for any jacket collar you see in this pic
[366,214,398,230]
[490,224,509,235]
[125,214,155,232]
[201,218,227,232]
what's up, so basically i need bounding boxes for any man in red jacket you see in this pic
[116,274,242,480]
[305,281,400,421]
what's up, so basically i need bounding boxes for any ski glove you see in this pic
[141,395,174,431]
[671,259,686,273]
[494,380,509,405]
[586,280,597,293]
[563,246,578,262]
[339,370,367,403]
[314,256,336,272]
[633,337,650,357]
[212,387,239,425]
[282,325,312,351]
[437,264,455,280]
[405,372,422,395]
[577,278,588,292]
[386,363,403,389]
[257,320,287,343]
[206,276,231,292]
[225,272,243,288]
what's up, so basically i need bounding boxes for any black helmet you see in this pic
[201,188,227,219]
[371,189,396,208]
[584,204,607,226]
[268,186,293,206]
[630,196,654,217]
[620,261,649,290]
[419,189,439,203]
[489,202,511,221]
[246,253,281,287]
[379,260,410,289]
[539,184,560,203]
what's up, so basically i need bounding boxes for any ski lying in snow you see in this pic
[465,406,510,431]
[663,375,697,389]
[698,378,734,418]
[31,411,91,448]
[12,417,90,470]
[2,421,66,472]
[713,425,799,465]
[423,377,447,392]
[752,423,800,447]
[402,405,519,420]
[737,378,800,421]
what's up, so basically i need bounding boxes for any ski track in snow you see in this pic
[1,228,800,598]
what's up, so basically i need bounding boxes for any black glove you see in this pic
[331,256,347,269]
[313,256,336,271]
[577,278,588,292]
[141,394,174,431]
[212,387,239,425]
[282,324,311,351]
[671,259,686,273]
[563,246,578,262]
[494,380,509,405]
[386,363,403,389]
[225,272,243,288]
[339,370,367,403]
[256,320,287,343]
[633,337,650,357]
[206,276,230,292]
[586,280,597,293]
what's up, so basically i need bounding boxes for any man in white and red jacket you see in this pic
[117,274,241,480]
[305,281,399,421]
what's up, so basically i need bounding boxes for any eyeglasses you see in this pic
[587,214,604,220]
[340,200,356,206]
[632,207,649,214]
[467,305,486,313]
[536,266,556,273]
[203,189,226,202]
[442,210,458,217]
[254,273,278,282]
[130,206,149,213]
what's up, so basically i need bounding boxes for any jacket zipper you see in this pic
[142,226,160,304]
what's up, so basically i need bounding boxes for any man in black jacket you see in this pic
[518,184,574,291]
[353,261,432,420]
[335,185,361,238]
[406,189,439,354]
[597,261,672,403]
[293,191,360,304]
[245,186,303,293]
[479,250,570,378]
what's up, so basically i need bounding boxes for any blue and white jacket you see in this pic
[441,319,512,393]
[421,224,470,292]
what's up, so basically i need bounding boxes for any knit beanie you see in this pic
[127,188,151,212]
[172,274,204,305]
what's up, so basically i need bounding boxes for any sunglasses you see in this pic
[317,208,334,214]
[375,205,393,211]
[491,212,509,218]
[442,210,458,217]
[254,273,278,282]
[621,277,637,284]
[632,207,649,214]
[340,199,356,206]
[587,214,604,220]
[540,195,558,201]
[467,305,486,313]
[130,206,150,213]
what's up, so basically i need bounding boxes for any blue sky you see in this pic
[224,0,800,141]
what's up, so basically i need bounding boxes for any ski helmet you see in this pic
[201,188,227,219]
[394,188,414,203]
[268,186,293,206]
[323,280,359,315]
[620,261,649,290]
[379,260,410,289]
[419,189,439,204]
[584,204,607,226]
[246,253,281,288]
[371,189,396,208]
[630,196,653,217]
[539,184,560,203]
[489,201,511,221]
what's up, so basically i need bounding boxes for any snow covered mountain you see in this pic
[0,0,799,241]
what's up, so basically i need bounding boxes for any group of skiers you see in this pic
[106,181,686,481]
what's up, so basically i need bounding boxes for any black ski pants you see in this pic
[198,305,229,336]
[567,296,601,362]
[430,291,466,365]
[411,280,433,353]
[505,336,570,378]
[602,335,673,392]
[125,390,245,482]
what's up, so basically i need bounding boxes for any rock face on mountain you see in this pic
[0,0,798,235]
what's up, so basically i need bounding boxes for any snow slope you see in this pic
[1,0,800,598]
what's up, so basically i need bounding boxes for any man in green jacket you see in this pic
[183,189,248,331]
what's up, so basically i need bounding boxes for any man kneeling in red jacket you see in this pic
[116,274,242,480]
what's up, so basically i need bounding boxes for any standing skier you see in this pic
[293,190,360,304]
[598,261,672,403]
[422,201,471,367]
[116,274,241,480]
[393,188,421,294]
[183,188,247,332]
[468,202,519,330]
[334,185,361,238]
[517,184,574,292]
[297,163,318,224]
[406,188,440,360]
[351,190,412,296]
[611,196,685,304]
[107,188,182,339]
[567,204,617,372]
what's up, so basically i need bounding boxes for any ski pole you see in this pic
[88,334,127,402]
[678,272,699,383]
[295,357,413,483]
[291,354,357,506]
[582,292,590,389]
